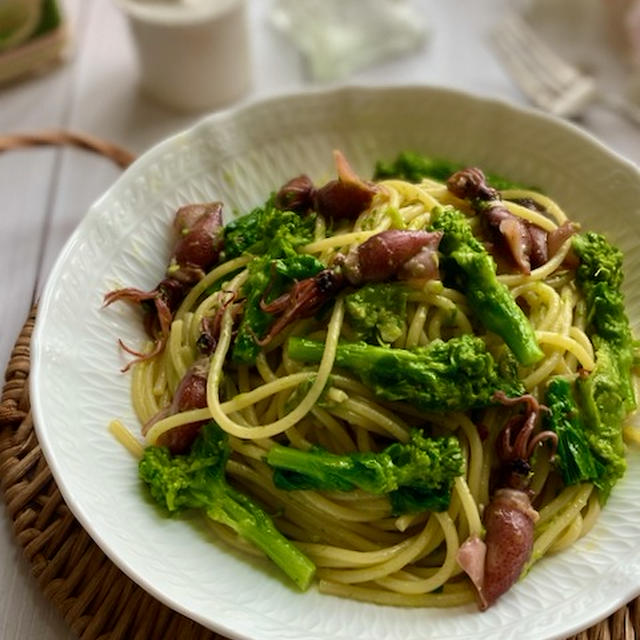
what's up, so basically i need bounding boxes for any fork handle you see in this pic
[596,91,640,128]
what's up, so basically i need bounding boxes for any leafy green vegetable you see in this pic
[344,283,408,344]
[139,422,316,590]
[571,232,636,500]
[573,232,635,411]
[428,206,543,366]
[287,334,524,412]
[373,151,524,191]
[266,430,464,514]
[223,197,317,260]
[229,199,321,364]
[544,377,603,487]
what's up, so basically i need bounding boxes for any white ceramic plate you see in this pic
[31,86,640,640]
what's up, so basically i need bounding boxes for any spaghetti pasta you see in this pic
[109,152,637,610]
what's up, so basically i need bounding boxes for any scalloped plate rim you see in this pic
[30,84,640,640]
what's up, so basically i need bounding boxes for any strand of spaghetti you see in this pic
[524,284,576,388]
[379,180,441,210]
[497,237,573,286]
[535,331,596,371]
[293,491,389,523]
[325,492,390,512]
[109,420,144,458]
[152,354,168,398]
[340,398,410,443]
[145,371,317,444]
[433,296,472,334]
[189,291,224,346]
[318,580,474,607]
[403,206,431,228]
[523,351,563,390]
[528,485,593,568]
[501,189,568,224]
[405,303,428,348]
[453,476,483,537]
[420,182,471,211]
[254,352,276,382]
[568,326,594,361]
[407,212,432,231]
[528,449,552,498]
[510,282,561,332]
[548,511,584,553]
[144,408,211,444]
[131,357,155,424]
[175,255,251,321]
[326,405,392,438]
[161,331,180,394]
[226,460,399,548]
[310,406,358,453]
[208,298,344,439]
[423,280,469,306]
[274,486,404,547]
[318,516,440,585]
[167,319,188,382]
[501,200,557,231]
[296,538,416,568]
[435,413,483,499]
[579,491,601,537]
[373,513,459,594]
[226,374,313,412]
[353,204,392,234]
[301,231,378,254]
[427,309,443,341]
[536,484,583,526]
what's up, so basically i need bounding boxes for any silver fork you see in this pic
[492,14,640,126]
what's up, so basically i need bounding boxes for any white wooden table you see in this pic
[1,1,638,637]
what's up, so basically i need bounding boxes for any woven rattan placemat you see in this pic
[0,132,638,640]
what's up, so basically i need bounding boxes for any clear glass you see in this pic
[270,0,428,81]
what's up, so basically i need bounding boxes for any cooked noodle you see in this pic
[117,172,629,608]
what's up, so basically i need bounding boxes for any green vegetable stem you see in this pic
[287,334,524,412]
[570,232,636,499]
[139,422,316,590]
[429,206,544,366]
[266,430,464,514]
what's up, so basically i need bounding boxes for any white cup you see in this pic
[115,0,251,112]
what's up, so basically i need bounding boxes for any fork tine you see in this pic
[497,15,580,89]
[492,15,596,117]
[493,26,560,109]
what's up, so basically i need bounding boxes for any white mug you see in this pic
[115,0,251,112]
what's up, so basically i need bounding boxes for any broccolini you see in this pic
[139,422,316,590]
[344,282,409,344]
[571,232,635,499]
[266,430,464,514]
[544,377,603,487]
[228,199,322,364]
[287,333,524,411]
[428,206,544,366]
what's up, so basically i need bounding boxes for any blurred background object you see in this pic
[493,12,640,125]
[270,0,428,81]
[115,0,251,111]
[0,0,68,84]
